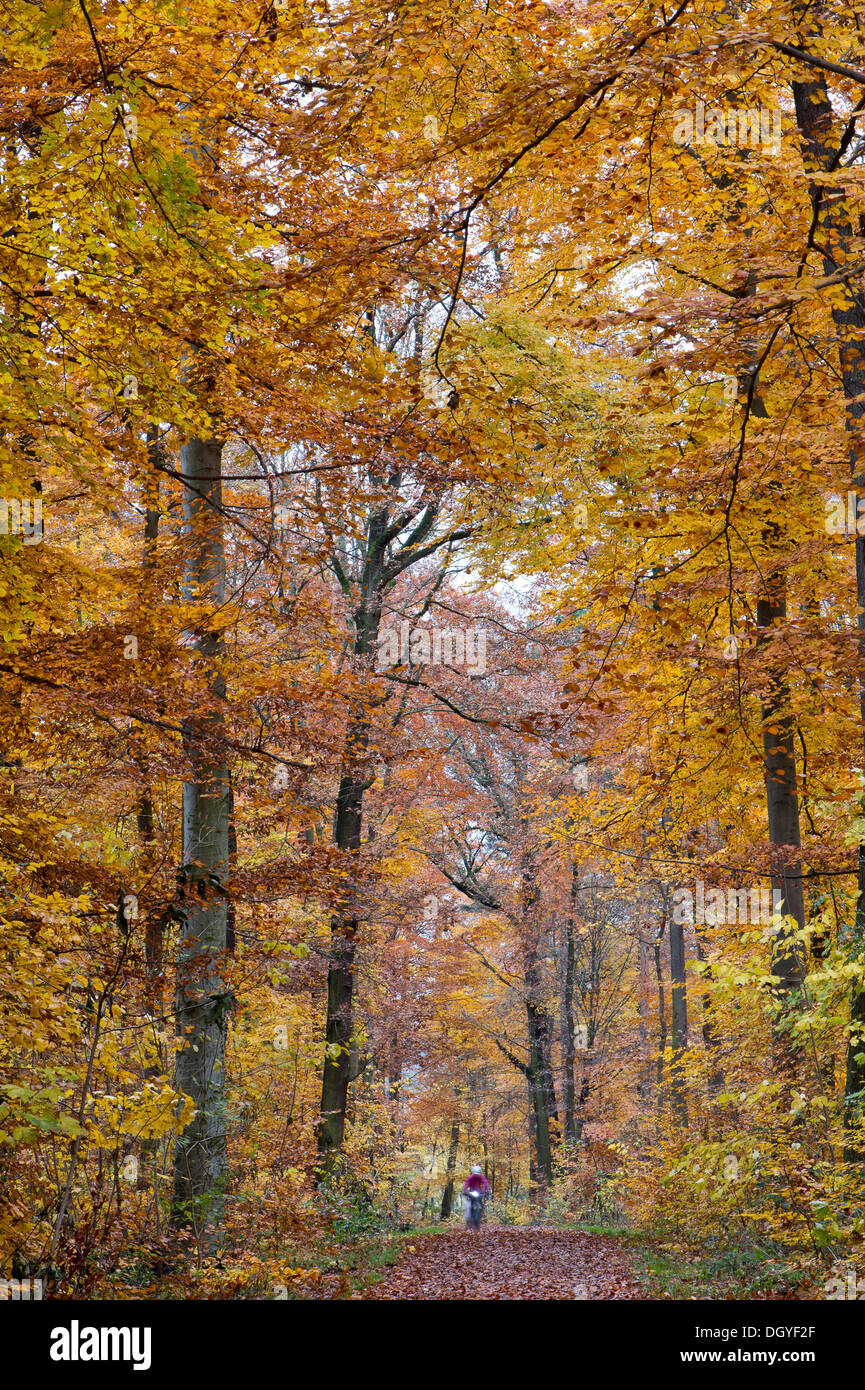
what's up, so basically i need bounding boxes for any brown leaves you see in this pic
[359,1227,646,1301]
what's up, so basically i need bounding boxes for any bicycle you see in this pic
[465,1191,486,1231]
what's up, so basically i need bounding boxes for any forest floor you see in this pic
[297,1222,816,1300]
[352,1225,646,1300]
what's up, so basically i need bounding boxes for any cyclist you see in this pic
[462,1165,491,1230]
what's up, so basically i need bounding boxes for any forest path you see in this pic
[360,1225,646,1300]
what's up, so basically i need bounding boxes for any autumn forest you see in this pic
[3,0,865,1324]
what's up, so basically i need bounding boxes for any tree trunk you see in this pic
[315,511,388,1172]
[526,992,555,1190]
[527,1091,541,1202]
[440,1115,460,1220]
[138,465,164,1194]
[171,435,231,1246]
[653,928,667,1102]
[756,557,807,1066]
[694,930,724,1095]
[637,935,653,1102]
[313,310,466,1168]
[316,712,370,1171]
[669,907,688,1126]
[575,1061,590,1142]
[563,862,579,1147]
[793,64,865,1154]
[522,856,555,1190]
[525,948,556,1188]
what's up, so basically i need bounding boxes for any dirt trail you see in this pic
[361,1225,647,1300]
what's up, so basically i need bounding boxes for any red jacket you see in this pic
[463,1173,491,1195]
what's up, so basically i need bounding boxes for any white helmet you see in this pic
[471,1165,483,1175]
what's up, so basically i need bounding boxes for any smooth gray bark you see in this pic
[172,435,231,1245]
[440,1115,460,1219]
[793,62,865,1152]
[756,559,807,1055]
[669,906,688,1126]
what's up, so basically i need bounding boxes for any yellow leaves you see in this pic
[88,1084,194,1146]
[361,340,387,385]
[0,0,862,1302]
[192,1258,322,1300]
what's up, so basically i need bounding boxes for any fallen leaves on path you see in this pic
[360,1226,647,1300]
